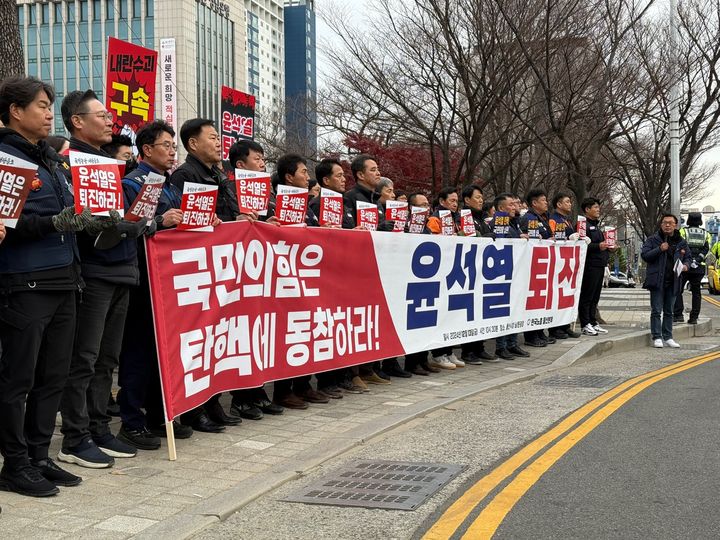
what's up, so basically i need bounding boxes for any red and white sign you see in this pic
[70,151,124,217]
[357,201,378,231]
[386,200,409,232]
[235,170,271,216]
[178,182,218,232]
[319,188,343,227]
[439,210,454,236]
[460,209,475,236]
[145,227,587,422]
[577,215,587,238]
[275,184,308,225]
[0,152,37,228]
[125,172,164,222]
[408,206,429,234]
[605,227,617,248]
[160,37,178,145]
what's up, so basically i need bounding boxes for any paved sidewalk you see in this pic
[0,289,713,538]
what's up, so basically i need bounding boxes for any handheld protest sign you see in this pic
[386,200,409,232]
[235,170,271,216]
[275,184,308,225]
[439,209,454,236]
[125,172,164,222]
[70,151,125,217]
[577,215,587,238]
[460,209,475,236]
[319,187,343,227]
[357,201,378,231]
[605,227,617,248]
[178,182,218,232]
[408,206,429,234]
[0,152,37,228]
[493,211,510,237]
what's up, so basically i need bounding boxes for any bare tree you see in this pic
[0,0,24,80]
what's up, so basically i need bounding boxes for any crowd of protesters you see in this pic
[0,75,699,500]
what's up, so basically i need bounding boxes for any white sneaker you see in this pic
[652,339,664,348]
[429,355,456,370]
[446,353,465,367]
[582,324,598,336]
[593,324,609,334]
[664,339,680,348]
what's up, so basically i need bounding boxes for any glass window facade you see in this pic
[196,2,234,122]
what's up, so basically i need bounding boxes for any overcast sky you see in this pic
[314,0,720,213]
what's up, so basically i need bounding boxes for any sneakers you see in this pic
[428,355,456,370]
[94,433,137,458]
[58,439,114,469]
[0,464,59,497]
[117,425,161,450]
[593,324,608,334]
[446,353,465,367]
[652,339,664,348]
[664,339,681,348]
[31,458,82,487]
[582,324,598,336]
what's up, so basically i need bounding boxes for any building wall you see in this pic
[244,0,284,110]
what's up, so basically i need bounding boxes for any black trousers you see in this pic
[404,351,428,370]
[579,266,605,327]
[118,280,164,430]
[60,279,129,448]
[461,340,487,357]
[674,272,703,320]
[0,290,75,467]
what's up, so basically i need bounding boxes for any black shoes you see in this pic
[410,365,431,376]
[525,338,546,348]
[544,335,556,344]
[148,421,193,440]
[231,401,264,420]
[508,346,530,357]
[31,458,82,487]
[318,386,344,399]
[385,365,413,377]
[687,318,698,325]
[254,399,284,415]
[565,329,582,338]
[206,401,242,426]
[673,315,684,323]
[0,464,60,497]
[118,425,162,450]
[496,348,516,360]
[190,412,225,433]
[550,330,569,339]
[461,352,484,365]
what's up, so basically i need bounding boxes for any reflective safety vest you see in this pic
[681,227,709,266]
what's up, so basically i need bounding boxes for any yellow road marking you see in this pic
[702,295,720,309]
[462,351,720,539]
[422,351,720,540]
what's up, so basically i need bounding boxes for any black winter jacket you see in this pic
[641,229,691,294]
[583,218,610,268]
[170,153,238,222]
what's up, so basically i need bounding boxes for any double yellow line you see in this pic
[423,350,720,540]
[703,295,720,309]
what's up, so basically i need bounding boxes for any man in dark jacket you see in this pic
[578,198,611,336]
[344,154,381,227]
[642,213,691,348]
[57,89,142,469]
[673,212,711,324]
[0,76,96,496]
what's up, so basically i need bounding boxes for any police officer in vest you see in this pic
[673,212,711,324]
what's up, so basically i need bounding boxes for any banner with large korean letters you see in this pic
[146,223,586,421]
[220,85,256,160]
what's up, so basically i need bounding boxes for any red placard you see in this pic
[357,201,378,231]
[178,182,218,232]
[275,184,308,225]
[408,206,429,234]
[221,86,256,160]
[125,172,165,222]
[577,215,587,238]
[439,210,454,236]
[605,227,617,248]
[319,187,343,227]
[70,151,124,216]
[235,170,271,216]
[106,37,157,135]
[386,200,409,232]
[460,209,475,236]
[0,151,37,228]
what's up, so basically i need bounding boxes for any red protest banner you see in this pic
[106,37,158,135]
[605,227,617,248]
[275,185,308,225]
[235,170,271,216]
[460,209,475,236]
[386,200,408,233]
[319,187,343,227]
[357,201,378,231]
[125,172,165,222]
[576,215,587,238]
[70,151,124,216]
[439,210,454,236]
[408,206,429,234]
[220,85,256,160]
[0,152,37,228]
[178,182,218,232]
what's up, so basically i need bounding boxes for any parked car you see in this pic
[608,271,636,288]
[709,263,720,295]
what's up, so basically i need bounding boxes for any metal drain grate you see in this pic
[282,460,464,511]
[535,375,623,388]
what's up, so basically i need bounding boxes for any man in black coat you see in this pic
[577,198,611,336]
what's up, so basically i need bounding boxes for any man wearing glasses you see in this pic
[57,90,148,469]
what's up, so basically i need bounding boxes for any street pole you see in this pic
[669,0,681,218]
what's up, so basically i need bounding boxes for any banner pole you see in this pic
[166,421,177,461]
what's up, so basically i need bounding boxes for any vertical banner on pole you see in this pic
[220,85,256,161]
[159,38,178,145]
[106,37,158,140]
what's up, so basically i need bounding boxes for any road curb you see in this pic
[135,319,713,539]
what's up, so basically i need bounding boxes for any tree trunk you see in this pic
[0,0,24,80]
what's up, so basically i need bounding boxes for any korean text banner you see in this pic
[145,223,587,421]
[106,37,158,135]
[220,85,256,160]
